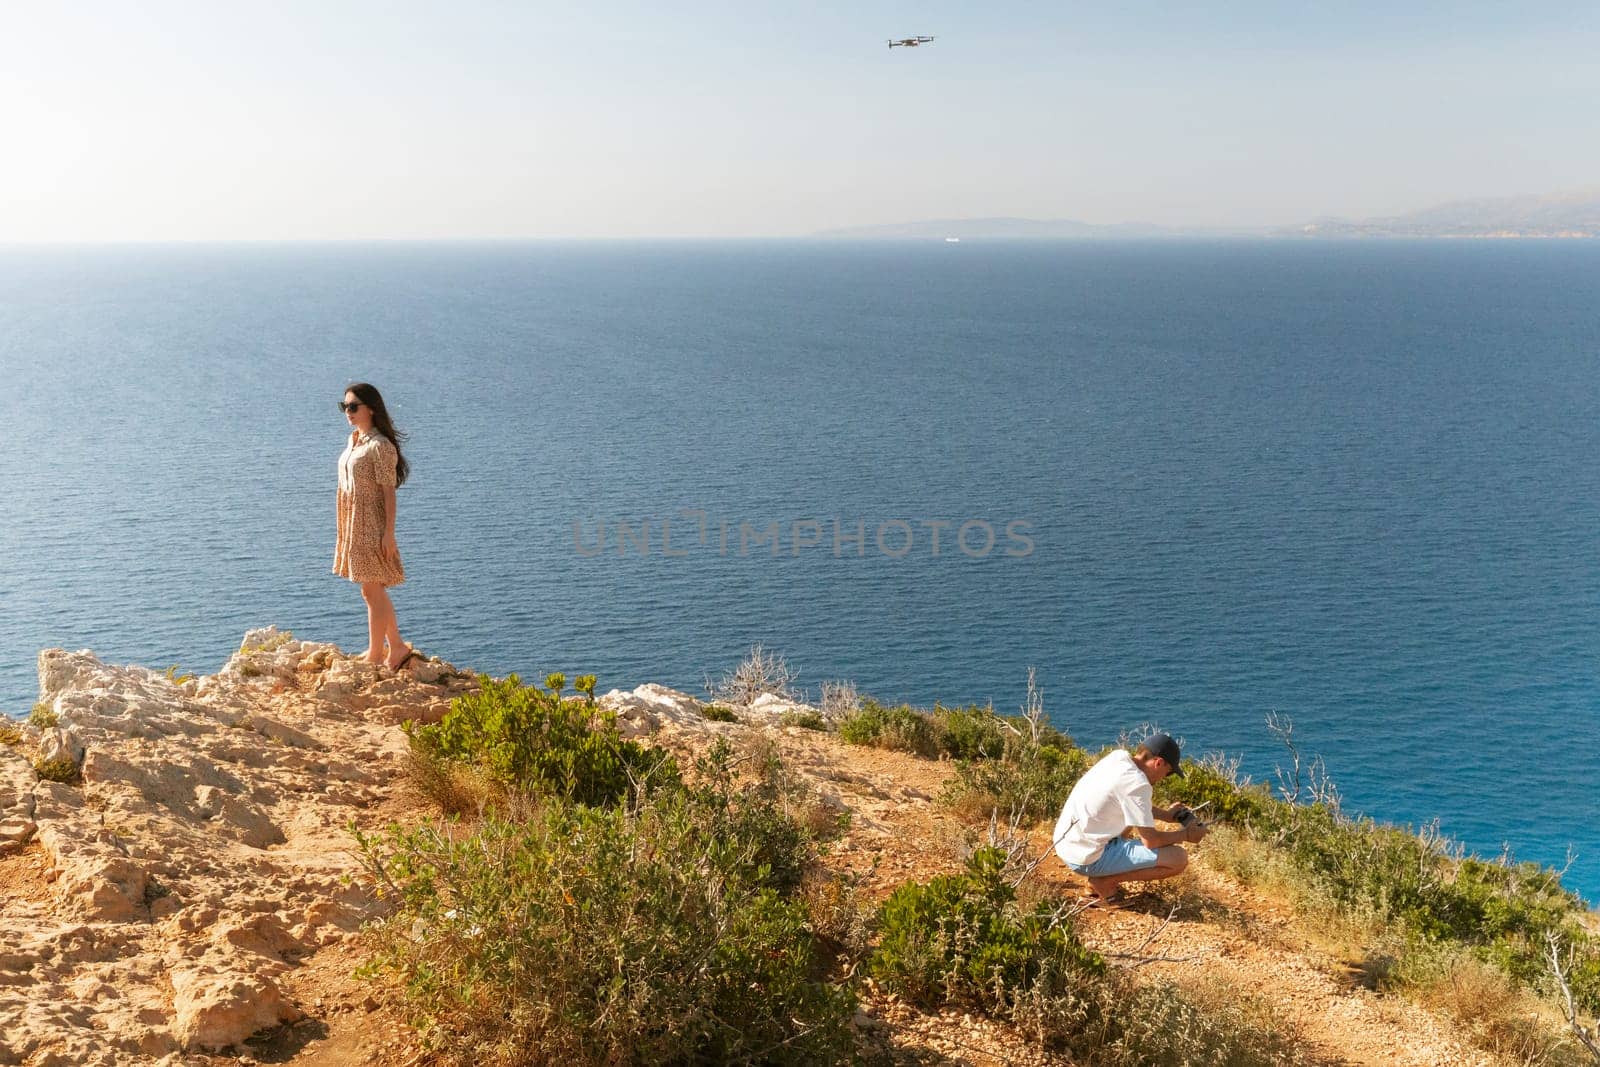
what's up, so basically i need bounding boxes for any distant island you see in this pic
[816,187,1600,240]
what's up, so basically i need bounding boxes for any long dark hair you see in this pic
[346,382,410,487]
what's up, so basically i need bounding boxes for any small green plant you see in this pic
[838,699,938,757]
[544,672,566,695]
[238,663,262,678]
[164,665,196,685]
[700,703,739,723]
[0,722,22,746]
[779,709,828,731]
[574,674,597,703]
[34,757,79,783]
[28,703,58,729]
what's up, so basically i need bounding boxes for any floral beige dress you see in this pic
[333,430,405,586]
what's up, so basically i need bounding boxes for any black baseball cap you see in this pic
[1143,732,1184,776]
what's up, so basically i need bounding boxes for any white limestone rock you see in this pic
[0,629,476,1063]
[599,683,707,733]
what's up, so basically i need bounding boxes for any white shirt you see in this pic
[1052,749,1154,866]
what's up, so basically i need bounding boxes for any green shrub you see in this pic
[0,722,22,746]
[871,848,1104,1010]
[409,674,680,808]
[35,757,79,783]
[1158,755,1276,827]
[930,703,1008,761]
[837,699,938,757]
[699,703,739,723]
[870,848,1297,1065]
[779,710,828,731]
[943,738,1093,824]
[355,762,853,1065]
[28,703,58,729]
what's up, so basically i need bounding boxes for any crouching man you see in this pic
[1052,732,1206,906]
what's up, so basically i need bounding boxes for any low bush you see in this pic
[699,703,739,723]
[408,675,679,808]
[1080,978,1303,1067]
[0,722,22,746]
[871,848,1104,1009]
[942,735,1094,825]
[34,757,79,783]
[929,703,1008,761]
[779,709,828,731]
[356,753,853,1065]
[870,849,1299,1066]
[28,703,58,729]
[405,747,494,816]
[838,699,938,757]
[800,867,872,967]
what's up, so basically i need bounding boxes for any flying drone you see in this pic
[888,36,935,49]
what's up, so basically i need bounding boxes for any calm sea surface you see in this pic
[3,240,1598,898]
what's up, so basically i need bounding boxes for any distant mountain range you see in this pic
[812,217,1232,239]
[814,188,1600,240]
[1282,188,1600,238]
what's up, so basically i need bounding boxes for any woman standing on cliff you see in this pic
[333,382,417,669]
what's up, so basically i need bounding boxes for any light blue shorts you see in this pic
[1070,836,1160,878]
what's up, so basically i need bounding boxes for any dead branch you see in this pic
[1128,905,1180,956]
[1265,710,1301,802]
[1104,950,1204,968]
[1547,930,1600,1062]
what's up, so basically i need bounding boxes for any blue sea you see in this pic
[3,240,1598,899]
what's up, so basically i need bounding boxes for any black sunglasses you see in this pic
[337,400,364,413]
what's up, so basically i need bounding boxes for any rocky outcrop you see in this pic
[0,628,476,1064]
[599,682,827,736]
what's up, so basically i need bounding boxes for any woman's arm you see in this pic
[382,485,399,558]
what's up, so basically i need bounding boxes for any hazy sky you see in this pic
[2,1,1597,239]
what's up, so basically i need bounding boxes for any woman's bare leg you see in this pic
[360,583,385,662]
[360,581,409,667]
[360,582,406,665]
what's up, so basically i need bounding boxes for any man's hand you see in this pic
[1168,803,1193,825]
[1185,821,1209,844]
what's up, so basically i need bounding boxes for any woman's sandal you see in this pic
[391,647,422,671]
